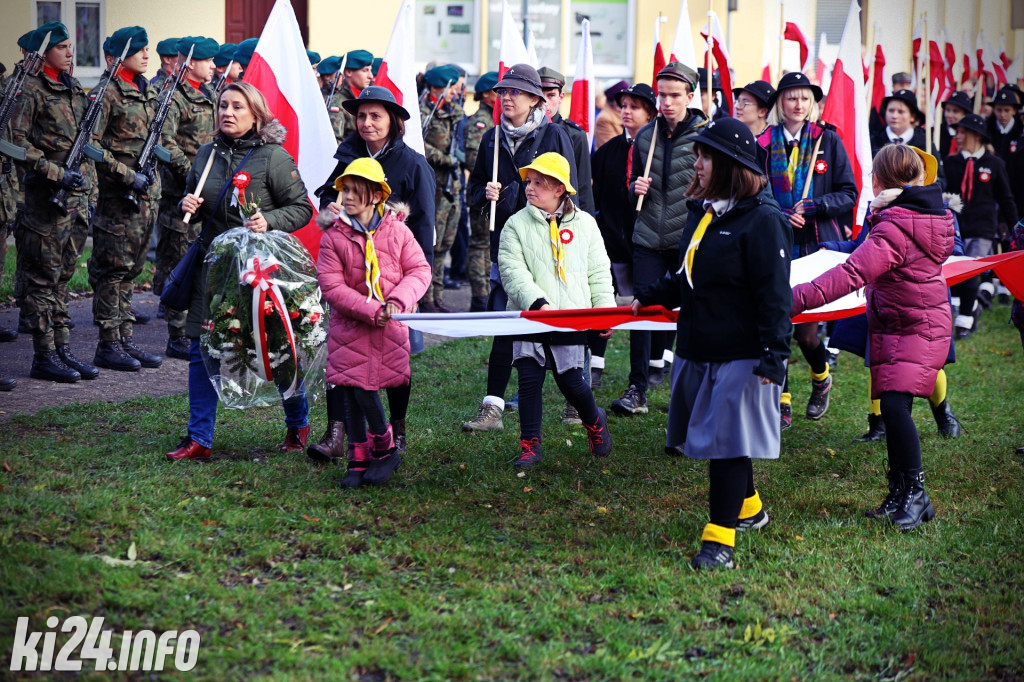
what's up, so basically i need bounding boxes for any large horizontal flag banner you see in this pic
[394,250,1024,336]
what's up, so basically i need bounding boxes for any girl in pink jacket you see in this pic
[316,159,431,488]
[791,145,954,531]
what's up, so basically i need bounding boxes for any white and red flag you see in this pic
[568,19,595,146]
[700,11,733,112]
[372,0,424,155]
[821,0,873,235]
[961,30,973,86]
[669,0,703,105]
[870,43,887,116]
[243,0,337,260]
[762,39,773,82]
[494,0,533,124]
[943,30,958,93]
[652,15,668,94]
[784,21,812,73]
[977,30,1008,87]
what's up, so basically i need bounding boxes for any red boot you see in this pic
[165,438,211,461]
[364,426,401,485]
[280,425,311,452]
[341,441,370,489]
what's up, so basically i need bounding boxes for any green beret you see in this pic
[343,49,373,70]
[102,36,112,56]
[108,26,147,58]
[475,71,499,93]
[155,38,180,56]
[306,49,320,65]
[234,38,258,67]
[317,55,341,75]
[424,65,461,88]
[372,57,382,76]
[176,36,219,61]
[18,30,35,51]
[28,22,69,52]
[214,43,236,67]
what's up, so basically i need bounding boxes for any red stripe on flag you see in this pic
[374,62,402,105]
[568,80,590,133]
[521,305,678,330]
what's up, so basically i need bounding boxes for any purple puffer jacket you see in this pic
[792,184,954,398]
[317,206,431,390]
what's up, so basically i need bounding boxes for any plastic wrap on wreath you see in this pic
[200,227,329,409]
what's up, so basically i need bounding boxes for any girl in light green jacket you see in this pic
[498,153,616,469]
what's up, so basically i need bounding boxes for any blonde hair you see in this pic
[872,144,925,190]
[218,82,274,134]
[767,86,821,127]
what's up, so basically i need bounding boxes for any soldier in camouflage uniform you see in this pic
[149,38,179,91]
[464,71,498,312]
[419,64,464,312]
[0,54,21,390]
[88,26,164,372]
[327,50,374,145]
[538,67,595,215]
[10,22,99,382]
[154,36,218,360]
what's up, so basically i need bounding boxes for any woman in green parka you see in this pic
[165,82,314,462]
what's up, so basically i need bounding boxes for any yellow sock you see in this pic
[701,523,736,547]
[929,369,947,407]
[868,376,881,416]
[811,366,830,383]
[739,491,763,520]
[780,392,792,406]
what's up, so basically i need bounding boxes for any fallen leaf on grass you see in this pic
[127,542,137,561]
[373,617,392,635]
[201,520,217,527]
[523,487,533,493]
[1,461,11,473]
[516,472,526,478]
[303,514,320,523]
[96,555,151,568]
[32,484,45,491]
[597,506,608,514]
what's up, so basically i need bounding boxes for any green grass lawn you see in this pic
[1,310,1023,680]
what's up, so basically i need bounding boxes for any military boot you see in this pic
[122,336,164,368]
[30,349,81,383]
[94,340,142,372]
[56,344,99,379]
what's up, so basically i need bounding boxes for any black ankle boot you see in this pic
[94,339,142,371]
[930,400,961,438]
[865,470,905,518]
[122,336,163,368]
[56,344,100,379]
[391,418,407,453]
[852,413,886,443]
[30,349,81,383]
[890,469,935,531]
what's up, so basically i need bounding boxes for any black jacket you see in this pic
[635,193,793,384]
[944,150,1018,239]
[869,127,927,158]
[466,119,577,261]
[590,132,635,263]
[985,118,1024,225]
[551,112,595,214]
[317,134,436,268]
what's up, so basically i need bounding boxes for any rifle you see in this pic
[324,53,347,109]
[421,80,452,133]
[124,44,194,211]
[0,30,52,163]
[49,38,133,215]
[443,116,464,201]
[209,59,232,96]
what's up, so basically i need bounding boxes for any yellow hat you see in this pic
[334,157,392,202]
[910,147,938,186]
[518,152,576,195]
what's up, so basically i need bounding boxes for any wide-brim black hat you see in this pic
[688,118,763,175]
[880,89,924,124]
[494,64,545,99]
[953,113,990,142]
[733,80,776,108]
[769,72,822,107]
[615,83,657,111]
[942,90,973,113]
[696,67,722,92]
[341,85,410,121]
[989,86,1022,108]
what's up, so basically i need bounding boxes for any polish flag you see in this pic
[652,16,667,94]
[943,32,958,91]
[977,30,1008,87]
[243,0,337,260]
[1006,46,1024,86]
[495,0,533,124]
[961,31,972,86]
[821,0,873,235]
[928,38,948,102]
[784,21,812,73]
[370,0,424,155]
[568,19,595,146]
[999,35,1011,71]
[870,43,887,126]
[700,11,733,114]
[669,0,703,106]
[815,32,831,91]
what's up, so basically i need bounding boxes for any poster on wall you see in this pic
[486,0,561,70]
[569,0,631,75]
[415,1,479,71]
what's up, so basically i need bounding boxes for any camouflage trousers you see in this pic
[14,187,90,352]
[88,193,158,341]
[155,199,197,337]
[430,188,461,305]
[467,209,492,300]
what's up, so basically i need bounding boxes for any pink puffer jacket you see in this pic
[317,208,431,390]
[792,185,954,398]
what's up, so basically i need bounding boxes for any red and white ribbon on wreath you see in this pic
[241,254,299,399]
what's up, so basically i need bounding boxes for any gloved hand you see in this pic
[131,171,151,192]
[59,169,84,191]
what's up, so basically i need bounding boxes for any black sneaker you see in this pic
[584,408,612,457]
[611,385,648,415]
[806,375,832,420]
[166,336,190,360]
[514,437,542,469]
[780,403,793,431]
[690,541,735,570]
[736,509,769,531]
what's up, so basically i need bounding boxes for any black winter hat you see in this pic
[942,91,973,114]
[989,86,1022,108]
[341,85,410,121]
[769,72,822,107]
[733,80,776,108]
[688,117,763,174]
[615,83,657,112]
[880,89,924,124]
[952,113,990,142]
[495,64,545,99]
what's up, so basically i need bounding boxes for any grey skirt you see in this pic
[666,357,782,460]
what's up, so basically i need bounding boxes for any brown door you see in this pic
[225,0,308,46]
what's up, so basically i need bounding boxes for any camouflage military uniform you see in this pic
[1,65,20,298]
[150,68,171,91]
[10,68,96,353]
[327,82,357,144]
[155,80,215,338]
[420,95,464,307]
[464,100,494,302]
[88,72,162,342]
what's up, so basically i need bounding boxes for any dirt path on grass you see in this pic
[0,286,470,422]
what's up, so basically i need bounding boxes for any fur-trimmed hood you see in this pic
[258,119,287,145]
[942,192,963,213]
[316,201,411,229]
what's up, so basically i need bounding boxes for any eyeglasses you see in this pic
[495,88,523,99]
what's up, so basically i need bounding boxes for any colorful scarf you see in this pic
[769,123,816,210]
